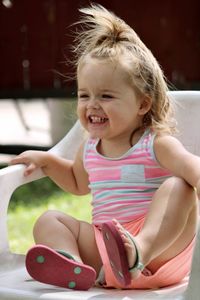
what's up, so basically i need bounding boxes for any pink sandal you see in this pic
[25,245,96,290]
[102,221,144,287]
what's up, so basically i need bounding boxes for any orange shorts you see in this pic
[94,216,195,289]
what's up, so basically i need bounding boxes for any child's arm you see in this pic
[154,135,200,198]
[10,143,90,195]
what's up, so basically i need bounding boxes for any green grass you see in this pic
[8,178,91,254]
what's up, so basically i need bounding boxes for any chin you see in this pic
[88,130,105,139]
[89,133,100,139]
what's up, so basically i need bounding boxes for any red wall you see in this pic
[0,0,199,94]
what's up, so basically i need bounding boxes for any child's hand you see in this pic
[10,150,48,177]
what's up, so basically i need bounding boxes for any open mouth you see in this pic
[88,115,108,124]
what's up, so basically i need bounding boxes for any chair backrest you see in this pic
[170,91,200,156]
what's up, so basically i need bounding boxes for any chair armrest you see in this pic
[0,164,44,252]
[0,120,85,253]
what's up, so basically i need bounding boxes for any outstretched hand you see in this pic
[10,150,49,177]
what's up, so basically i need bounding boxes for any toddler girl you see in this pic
[11,4,200,290]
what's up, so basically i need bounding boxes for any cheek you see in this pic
[105,104,121,116]
[108,106,128,119]
[77,104,85,118]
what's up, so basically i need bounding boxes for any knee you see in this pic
[165,177,194,192]
[33,210,60,238]
[163,177,197,207]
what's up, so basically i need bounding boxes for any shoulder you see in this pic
[142,130,179,150]
[81,138,99,162]
[154,134,183,150]
[153,133,188,168]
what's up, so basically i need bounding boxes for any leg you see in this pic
[114,177,198,277]
[33,210,102,274]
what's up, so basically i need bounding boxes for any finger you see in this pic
[10,155,28,165]
[24,163,37,176]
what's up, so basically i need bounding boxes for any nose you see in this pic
[87,97,100,109]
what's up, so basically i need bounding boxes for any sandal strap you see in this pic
[56,250,75,261]
[125,231,145,273]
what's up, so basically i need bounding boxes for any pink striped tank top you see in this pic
[84,130,171,225]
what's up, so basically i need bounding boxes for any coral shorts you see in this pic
[94,215,195,289]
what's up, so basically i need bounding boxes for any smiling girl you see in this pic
[11,4,199,290]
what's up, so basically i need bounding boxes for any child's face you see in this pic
[77,57,146,142]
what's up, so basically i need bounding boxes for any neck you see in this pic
[97,128,145,158]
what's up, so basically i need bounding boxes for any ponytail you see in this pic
[73,4,145,61]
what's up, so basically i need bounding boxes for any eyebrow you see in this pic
[101,89,117,93]
[78,88,119,94]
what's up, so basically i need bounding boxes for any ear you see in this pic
[138,96,152,116]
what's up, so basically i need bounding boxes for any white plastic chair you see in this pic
[0,91,199,300]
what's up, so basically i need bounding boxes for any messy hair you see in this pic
[72,4,177,134]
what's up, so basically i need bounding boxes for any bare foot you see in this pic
[112,219,150,279]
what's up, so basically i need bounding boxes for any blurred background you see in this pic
[1,0,199,96]
[0,0,200,161]
[0,0,199,253]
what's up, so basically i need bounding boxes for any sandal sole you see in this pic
[102,222,131,286]
[26,245,96,290]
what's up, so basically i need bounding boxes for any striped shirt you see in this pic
[84,130,171,225]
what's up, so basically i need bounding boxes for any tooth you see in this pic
[90,116,107,123]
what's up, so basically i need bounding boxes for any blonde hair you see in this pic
[72,4,176,134]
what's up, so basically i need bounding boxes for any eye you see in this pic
[101,94,113,100]
[78,93,89,100]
